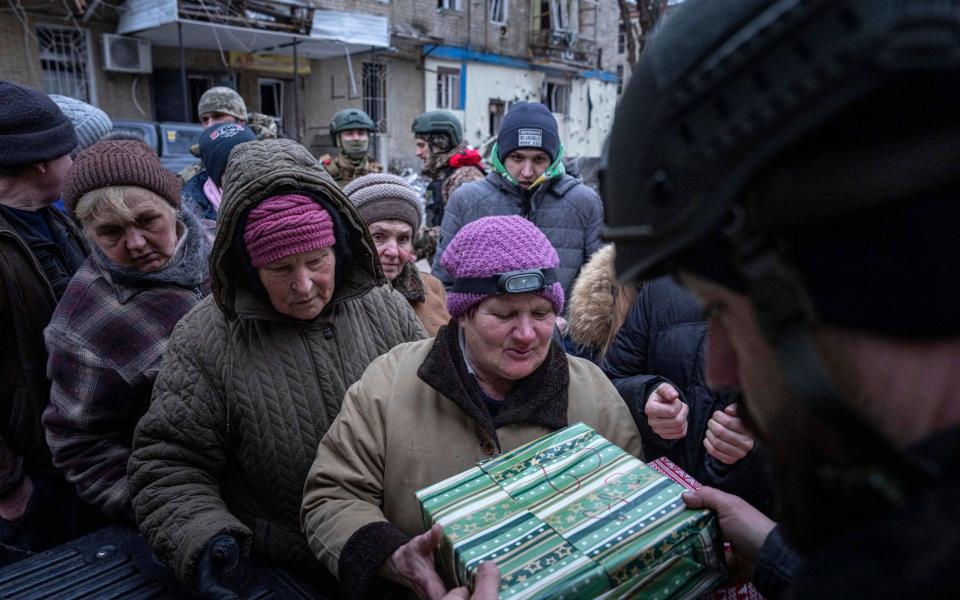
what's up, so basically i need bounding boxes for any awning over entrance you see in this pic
[117,0,389,58]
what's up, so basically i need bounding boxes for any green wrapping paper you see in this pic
[416,423,725,599]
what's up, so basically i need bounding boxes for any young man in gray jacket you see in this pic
[431,102,603,304]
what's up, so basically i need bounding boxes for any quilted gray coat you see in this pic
[430,172,604,302]
[127,139,426,586]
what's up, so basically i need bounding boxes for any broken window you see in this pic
[533,0,578,32]
[363,62,387,133]
[438,0,462,10]
[36,25,91,102]
[259,78,284,120]
[542,81,571,115]
[489,0,508,24]
[437,67,462,110]
[489,99,506,136]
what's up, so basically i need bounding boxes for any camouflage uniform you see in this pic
[421,141,485,226]
[246,111,279,141]
[319,152,383,188]
[177,160,203,183]
[198,87,246,122]
[179,92,281,181]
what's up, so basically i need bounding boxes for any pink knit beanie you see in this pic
[441,215,564,318]
[243,194,336,268]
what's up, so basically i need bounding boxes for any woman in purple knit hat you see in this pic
[302,215,643,599]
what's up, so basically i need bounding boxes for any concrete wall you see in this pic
[425,56,616,158]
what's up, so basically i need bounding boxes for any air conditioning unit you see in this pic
[102,34,152,74]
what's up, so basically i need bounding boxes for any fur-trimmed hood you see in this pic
[567,244,638,358]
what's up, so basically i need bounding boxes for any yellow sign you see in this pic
[228,52,311,75]
[166,130,177,142]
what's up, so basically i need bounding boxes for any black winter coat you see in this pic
[601,276,775,512]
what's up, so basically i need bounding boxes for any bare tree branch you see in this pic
[617,0,640,66]
[619,0,669,66]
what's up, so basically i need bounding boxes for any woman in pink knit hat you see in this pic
[302,215,643,599]
[127,139,425,598]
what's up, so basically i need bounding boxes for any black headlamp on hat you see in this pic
[451,268,557,295]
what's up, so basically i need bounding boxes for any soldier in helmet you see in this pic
[605,0,960,598]
[412,110,484,228]
[179,88,278,182]
[319,108,383,187]
[197,86,247,129]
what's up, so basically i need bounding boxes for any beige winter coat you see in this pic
[301,326,642,596]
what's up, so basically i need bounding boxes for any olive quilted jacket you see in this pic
[127,139,426,586]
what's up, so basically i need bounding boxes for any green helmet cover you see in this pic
[330,109,376,145]
[412,110,463,146]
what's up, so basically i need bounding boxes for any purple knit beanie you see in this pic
[441,215,564,318]
[243,194,335,268]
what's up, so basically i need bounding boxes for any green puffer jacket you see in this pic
[127,139,426,586]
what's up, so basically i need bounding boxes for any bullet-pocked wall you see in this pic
[424,57,617,159]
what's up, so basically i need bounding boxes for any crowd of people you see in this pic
[0,0,957,597]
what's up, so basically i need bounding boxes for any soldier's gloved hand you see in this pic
[196,534,242,600]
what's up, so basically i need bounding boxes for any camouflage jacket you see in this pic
[422,142,486,226]
[246,112,278,141]
[320,153,383,187]
[179,112,277,182]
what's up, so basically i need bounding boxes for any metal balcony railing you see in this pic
[529,29,598,68]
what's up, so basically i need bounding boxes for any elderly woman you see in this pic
[301,215,643,598]
[41,139,210,523]
[345,173,450,336]
[127,139,425,597]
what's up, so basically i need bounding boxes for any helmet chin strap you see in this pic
[734,237,938,550]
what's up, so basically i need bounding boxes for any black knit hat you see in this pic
[496,102,560,162]
[0,81,78,169]
[199,122,256,187]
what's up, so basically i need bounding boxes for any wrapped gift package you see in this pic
[416,423,726,599]
[648,457,765,600]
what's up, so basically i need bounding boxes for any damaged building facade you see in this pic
[1,0,621,170]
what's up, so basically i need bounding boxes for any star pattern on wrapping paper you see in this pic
[461,523,480,535]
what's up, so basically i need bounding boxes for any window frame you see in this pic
[362,62,388,133]
[258,77,285,121]
[436,66,462,110]
[489,0,508,24]
[542,80,571,116]
[35,24,96,105]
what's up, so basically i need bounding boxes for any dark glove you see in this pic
[196,534,242,600]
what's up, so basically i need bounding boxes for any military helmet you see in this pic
[329,108,376,144]
[412,110,463,146]
[197,87,247,121]
[604,0,960,286]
